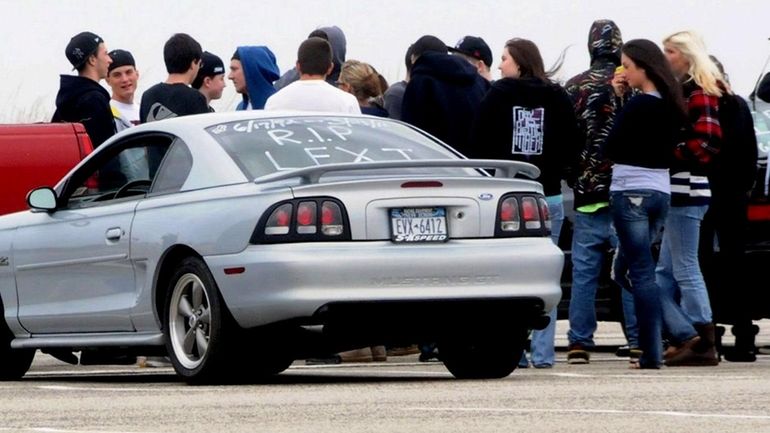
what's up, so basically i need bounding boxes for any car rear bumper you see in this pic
[204,237,564,328]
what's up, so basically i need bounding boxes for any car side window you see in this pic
[150,139,193,195]
[64,135,173,209]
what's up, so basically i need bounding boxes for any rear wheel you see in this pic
[0,313,35,381]
[440,327,528,379]
[164,257,230,384]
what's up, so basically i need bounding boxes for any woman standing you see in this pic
[472,38,581,368]
[606,39,687,369]
[337,60,388,117]
[655,30,725,366]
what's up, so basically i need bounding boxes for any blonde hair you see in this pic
[663,30,725,97]
[339,60,383,102]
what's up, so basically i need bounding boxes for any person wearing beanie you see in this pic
[106,49,140,131]
[52,31,116,147]
[192,51,226,112]
[228,46,279,110]
[449,35,494,82]
[139,33,208,123]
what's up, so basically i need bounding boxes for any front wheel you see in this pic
[0,318,35,381]
[164,257,229,384]
[440,327,528,379]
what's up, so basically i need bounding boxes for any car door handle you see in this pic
[105,228,123,241]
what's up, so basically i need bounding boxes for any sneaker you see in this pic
[533,363,553,369]
[615,345,631,357]
[567,345,590,364]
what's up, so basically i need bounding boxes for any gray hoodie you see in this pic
[274,25,347,90]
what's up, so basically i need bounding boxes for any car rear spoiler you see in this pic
[253,159,541,185]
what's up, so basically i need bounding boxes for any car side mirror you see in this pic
[27,187,58,212]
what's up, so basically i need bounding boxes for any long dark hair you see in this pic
[621,39,688,120]
[504,38,566,82]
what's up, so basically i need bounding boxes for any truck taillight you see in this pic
[254,198,351,243]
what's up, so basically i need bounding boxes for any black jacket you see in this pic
[402,52,489,157]
[471,77,581,196]
[51,75,115,147]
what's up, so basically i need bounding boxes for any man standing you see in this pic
[264,37,359,113]
[192,51,226,112]
[563,20,634,364]
[401,35,488,158]
[105,49,140,131]
[383,45,413,121]
[449,35,494,82]
[140,33,208,123]
[229,46,280,110]
[274,25,347,90]
[52,31,115,147]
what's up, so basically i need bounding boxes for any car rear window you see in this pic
[205,116,464,179]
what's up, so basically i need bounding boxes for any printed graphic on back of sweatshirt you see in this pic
[511,106,544,155]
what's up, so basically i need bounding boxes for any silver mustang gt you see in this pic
[0,112,562,383]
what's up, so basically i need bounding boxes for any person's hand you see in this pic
[611,65,630,97]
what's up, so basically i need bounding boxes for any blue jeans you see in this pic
[610,190,669,368]
[524,197,564,366]
[567,208,617,348]
[656,205,709,343]
[611,248,639,348]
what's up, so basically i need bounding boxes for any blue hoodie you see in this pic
[235,46,280,110]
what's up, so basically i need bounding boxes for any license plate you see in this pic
[390,207,448,243]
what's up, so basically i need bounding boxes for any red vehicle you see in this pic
[0,123,93,216]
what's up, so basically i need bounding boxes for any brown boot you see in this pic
[338,347,373,363]
[693,323,720,364]
[664,336,719,367]
[371,346,387,362]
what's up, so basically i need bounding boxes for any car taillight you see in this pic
[254,197,350,243]
[321,201,344,236]
[538,197,552,230]
[495,193,549,238]
[521,197,541,229]
[265,203,292,235]
[296,201,317,234]
[499,197,520,232]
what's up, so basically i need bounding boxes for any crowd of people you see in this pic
[51,21,770,369]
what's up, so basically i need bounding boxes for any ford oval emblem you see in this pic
[478,193,494,201]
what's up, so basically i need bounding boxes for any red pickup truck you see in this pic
[0,123,93,215]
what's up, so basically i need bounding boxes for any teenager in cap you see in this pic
[52,31,115,147]
[106,49,140,130]
[449,35,494,82]
[192,51,226,111]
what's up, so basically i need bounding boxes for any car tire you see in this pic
[440,328,528,379]
[0,316,35,381]
[164,257,232,384]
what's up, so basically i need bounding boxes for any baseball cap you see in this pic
[449,36,493,67]
[66,31,104,70]
[107,49,135,73]
[192,51,225,89]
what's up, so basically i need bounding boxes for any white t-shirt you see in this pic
[110,99,140,131]
[264,79,361,114]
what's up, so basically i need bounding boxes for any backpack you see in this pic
[708,93,758,194]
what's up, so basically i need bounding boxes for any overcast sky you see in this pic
[1,0,768,122]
